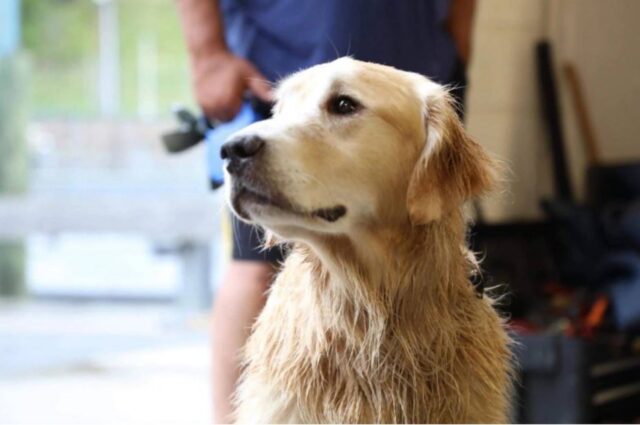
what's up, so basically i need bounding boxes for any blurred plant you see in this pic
[23,0,97,64]
[21,0,192,118]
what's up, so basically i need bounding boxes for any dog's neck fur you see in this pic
[238,211,510,423]
[296,211,473,348]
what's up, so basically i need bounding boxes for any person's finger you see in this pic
[200,88,243,122]
[222,96,244,122]
[218,88,244,122]
[202,103,235,122]
[200,101,225,122]
[244,63,274,102]
[199,99,218,121]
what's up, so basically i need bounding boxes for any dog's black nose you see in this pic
[220,135,265,162]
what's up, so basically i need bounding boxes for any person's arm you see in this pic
[175,0,272,121]
[447,0,476,65]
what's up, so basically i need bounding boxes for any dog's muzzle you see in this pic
[220,134,266,175]
[221,134,347,223]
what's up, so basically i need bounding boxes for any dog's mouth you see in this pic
[231,182,347,223]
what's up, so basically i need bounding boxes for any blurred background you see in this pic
[0,0,639,423]
[1,0,215,423]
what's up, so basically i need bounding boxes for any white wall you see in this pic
[467,0,640,222]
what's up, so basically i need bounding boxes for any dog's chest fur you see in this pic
[234,245,512,424]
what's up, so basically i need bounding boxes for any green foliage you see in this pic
[118,0,193,117]
[23,0,97,64]
[0,242,26,298]
[0,56,29,194]
[0,57,28,297]
[22,0,193,118]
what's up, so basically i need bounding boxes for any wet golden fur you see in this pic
[225,58,512,423]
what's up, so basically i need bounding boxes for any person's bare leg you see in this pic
[211,260,274,424]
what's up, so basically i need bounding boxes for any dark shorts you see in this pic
[231,58,467,263]
[231,216,287,262]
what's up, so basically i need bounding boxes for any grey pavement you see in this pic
[0,300,211,424]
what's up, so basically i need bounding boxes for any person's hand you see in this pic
[192,51,273,121]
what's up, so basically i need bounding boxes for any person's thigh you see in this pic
[211,260,274,423]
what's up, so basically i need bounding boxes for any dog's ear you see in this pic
[406,89,496,225]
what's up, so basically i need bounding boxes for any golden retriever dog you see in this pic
[221,57,512,424]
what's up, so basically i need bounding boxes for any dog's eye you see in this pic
[328,95,360,115]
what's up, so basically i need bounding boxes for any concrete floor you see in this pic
[0,301,211,424]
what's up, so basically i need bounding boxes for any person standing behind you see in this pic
[176,0,475,422]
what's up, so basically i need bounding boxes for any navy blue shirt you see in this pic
[221,0,459,84]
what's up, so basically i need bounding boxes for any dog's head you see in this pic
[222,58,495,241]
